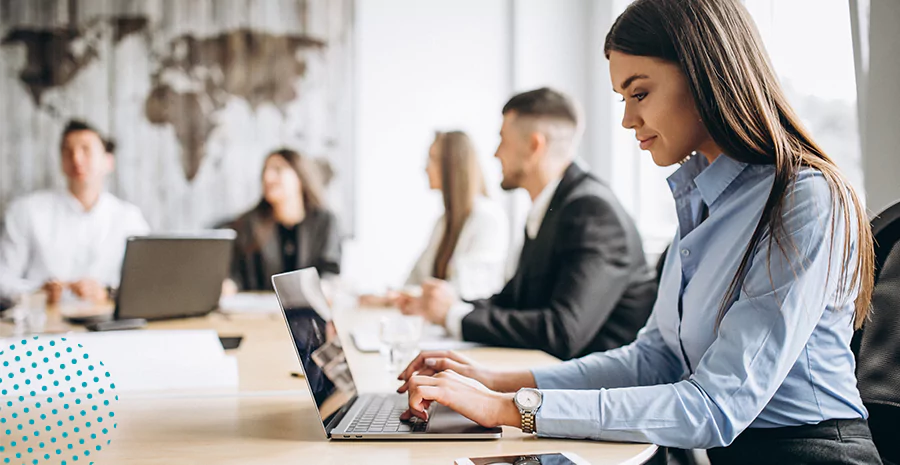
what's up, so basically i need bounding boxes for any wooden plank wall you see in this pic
[0,0,354,232]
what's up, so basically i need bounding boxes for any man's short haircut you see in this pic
[61,119,115,155]
[501,87,579,127]
[103,139,116,155]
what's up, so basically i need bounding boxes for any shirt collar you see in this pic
[526,176,562,239]
[667,154,748,207]
[60,188,109,214]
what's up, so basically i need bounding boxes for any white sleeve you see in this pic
[0,199,40,297]
[130,207,150,235]
[444,301,475,340]
[450,202,510,301]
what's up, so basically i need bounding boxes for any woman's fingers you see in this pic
[400,407,428,422]
[425,358,470,376]
[397,351,455,381]
[397,369,436,393]
[408,385,442,417]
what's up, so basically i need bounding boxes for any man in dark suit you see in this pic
[398,87,656,360]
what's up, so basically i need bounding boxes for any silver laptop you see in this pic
[271,268,502,440]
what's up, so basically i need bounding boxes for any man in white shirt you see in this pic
[0,120,150,304]
[398,88,656,360]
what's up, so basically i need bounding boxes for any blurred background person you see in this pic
[360,131,509,307]
[224,148,342,293]
[0,119,150,304]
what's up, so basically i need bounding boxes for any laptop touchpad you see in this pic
[426,403,501,434]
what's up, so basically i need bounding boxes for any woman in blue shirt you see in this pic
[395,0,880,462]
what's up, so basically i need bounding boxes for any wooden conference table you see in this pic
[0,298,659,465]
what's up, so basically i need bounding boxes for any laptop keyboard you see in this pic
[345,394,427,433]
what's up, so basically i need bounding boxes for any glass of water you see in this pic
[379,314,423,373]
[10,291,47,337]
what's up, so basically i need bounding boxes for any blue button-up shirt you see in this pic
[532,154,865,449]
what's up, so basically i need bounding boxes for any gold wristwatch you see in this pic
[514,388,543,434]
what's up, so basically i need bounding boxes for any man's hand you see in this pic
[69,279,108,303]
[42,280,64,305]
[397,279,457,326]
[399,370,520,429]
[221,279,238,297]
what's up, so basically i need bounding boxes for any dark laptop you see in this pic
[271,268,502,440]
[74,231,235,330]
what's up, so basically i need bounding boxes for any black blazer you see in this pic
[227,207,341,291]
[462,163,656,360]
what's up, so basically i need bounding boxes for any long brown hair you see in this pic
[605,0,873,329]
[432,131,488,280]
[257,148,327,216]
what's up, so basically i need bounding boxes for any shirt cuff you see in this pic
[535,389,603,440]
[444,301,475,340]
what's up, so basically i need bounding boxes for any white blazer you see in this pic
[406,197,509,300]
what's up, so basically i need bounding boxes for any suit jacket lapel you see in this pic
[512,162,590,297]
[540,162,588,231]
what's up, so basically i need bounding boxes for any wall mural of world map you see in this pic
[0,0,354,231]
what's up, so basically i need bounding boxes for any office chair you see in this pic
[655,245,669,287]
[854,199,900,465]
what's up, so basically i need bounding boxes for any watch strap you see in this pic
[520,409,536,434]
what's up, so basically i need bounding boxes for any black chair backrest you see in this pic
[872,200,900,281]
[855,199,900,465]
[655,245,669,287]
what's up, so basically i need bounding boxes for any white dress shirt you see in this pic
[524,177,562,241]
[406,196,509,301]
[0,189,150,298]
[445,177,562,338]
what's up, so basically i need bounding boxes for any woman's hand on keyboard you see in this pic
[399,369,519,429]
[397,350,537,393]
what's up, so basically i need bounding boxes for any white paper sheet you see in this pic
[0,330,239,393]
[218,292,281,314]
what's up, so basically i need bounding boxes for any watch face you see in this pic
[516,389,541,409]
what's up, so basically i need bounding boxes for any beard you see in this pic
[500,166,526,191]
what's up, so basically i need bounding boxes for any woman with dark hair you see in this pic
[393,1,880,463]
[225,148,341,292]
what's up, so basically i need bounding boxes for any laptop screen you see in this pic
[272,269,358,429]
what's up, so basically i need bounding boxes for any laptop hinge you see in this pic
[324,393,359,437]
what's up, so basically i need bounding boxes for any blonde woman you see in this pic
[362,131,508,305]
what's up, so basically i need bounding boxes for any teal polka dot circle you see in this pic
[0,336,117,464]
